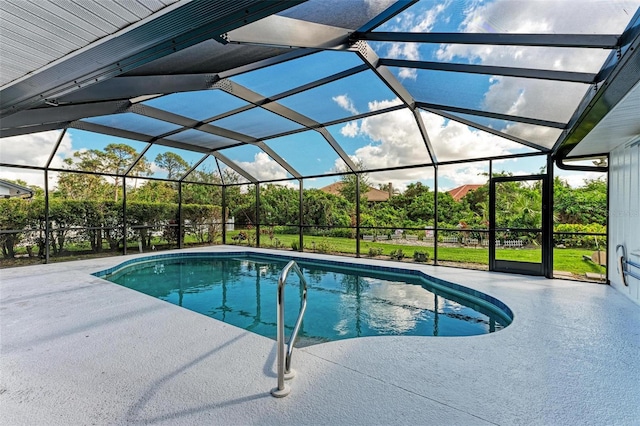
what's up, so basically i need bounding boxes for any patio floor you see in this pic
[1,246,639,425]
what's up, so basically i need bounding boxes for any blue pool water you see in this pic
[95,253,512,346]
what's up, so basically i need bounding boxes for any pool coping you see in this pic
[2,245,639,425]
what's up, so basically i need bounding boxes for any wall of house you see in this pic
[608,138,640,305]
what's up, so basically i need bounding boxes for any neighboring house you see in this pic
[319,182,390,202]
[448,184,483,202]
[0,179,34,199]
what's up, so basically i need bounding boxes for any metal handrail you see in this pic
[616,244,640,286]
[271,260,308,398]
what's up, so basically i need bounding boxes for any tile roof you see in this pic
[448,184,483,202]
[319,182,390,202]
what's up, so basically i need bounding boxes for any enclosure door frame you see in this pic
[489,174,550,276]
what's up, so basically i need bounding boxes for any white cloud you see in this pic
[481,75,588,123]
[0,130,73,188]
[340,121,360,137]
[331,98,530,190]
[501,122,563,149]
[453,0,637,35]
[397,67,418,81]
[382,1,450,80]
[435,0,639,122]
[388,1,450,32]
[557,170,603,188]
[330,152,433,192]
[332,94,359,114]
[0,131,71,167]
[367,98,402,111]
[352,100,434,170]
[0,168,48,189]
[420,110,522,161]
[438,164,489,190]
[235,152,294,186]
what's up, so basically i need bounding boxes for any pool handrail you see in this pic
[271,260,308,398]
[616,244,640,286]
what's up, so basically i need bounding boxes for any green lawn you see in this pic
[3,230,601,277]
[227,231,605,276]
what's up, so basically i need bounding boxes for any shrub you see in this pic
[368,247,383,257]
[328,228,353,238]
[554,223,606,248]
[316,239,334,254]
[0,198,31,258]
[389,249,405,260]
[413,250,429,262]
[309,239,334,253]
[274,225,298,235]
[290,241,298,251]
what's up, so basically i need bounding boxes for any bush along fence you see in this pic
[0,198,222,259]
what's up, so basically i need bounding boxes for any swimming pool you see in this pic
[94,252,512,345]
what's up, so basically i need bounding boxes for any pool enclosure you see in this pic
[1,1,639,300]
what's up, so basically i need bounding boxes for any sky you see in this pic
[2,0,638,192]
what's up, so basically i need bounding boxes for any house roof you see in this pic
[320,182,390,202]
[448,184,483,202]
[0,179,34,198]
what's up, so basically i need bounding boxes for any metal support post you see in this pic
[178,181,184,249]
[356,173,361,258]
[543,155,554,278]
[488,160,495,271]
[222,185,227,244]
[122,177,127,255]
[44,169,50,264]
[255,183,260,248]
[433,165,438,265]
[299,179,303,252]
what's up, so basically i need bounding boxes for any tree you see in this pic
[338,162,370,205]
[377,182,399,196]
[56,158,112,201]
[302,189,351,228]
[129,181,178,203]
[56,144,150,201]
[155,152,190,180]
[436,192,463,227]
[460,185,489,228]
[389,182,429,210]
[554,177,607,225]
[258,184,299,225]
[182,166,223,205]
[104,144,150,201]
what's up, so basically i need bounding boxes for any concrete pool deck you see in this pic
[1,246,639,425]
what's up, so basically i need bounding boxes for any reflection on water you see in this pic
[107,256,510,346]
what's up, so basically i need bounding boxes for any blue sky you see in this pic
[2,0,635,190]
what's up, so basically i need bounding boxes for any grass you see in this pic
[229,231,606,276]
[1,230,605,278]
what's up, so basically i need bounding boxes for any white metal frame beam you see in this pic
[379,58,598,83]
[414,101,567,129]
[1,100,131,129]
[355,32,620,49]
[222,15,351,49]
[422,108,550,152]
[211,151,257,183]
